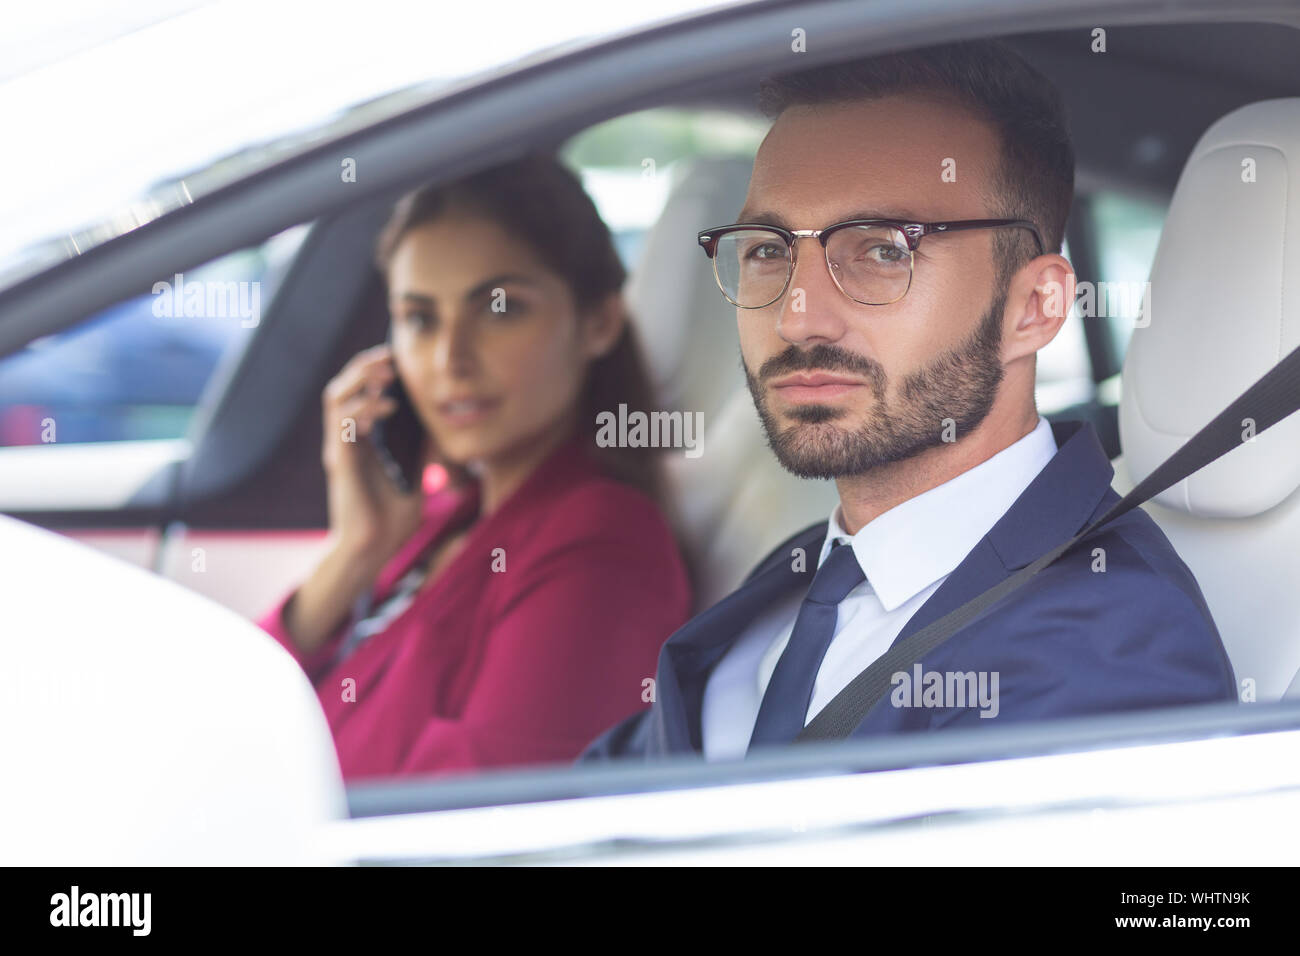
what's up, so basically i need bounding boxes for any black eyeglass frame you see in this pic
[696,218,1046,308]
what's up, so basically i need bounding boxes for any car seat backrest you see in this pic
[1112,97,1300,701]
[625,157,838,610]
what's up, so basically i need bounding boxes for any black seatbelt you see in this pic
[797,341,1300,742]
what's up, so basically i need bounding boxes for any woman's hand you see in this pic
[320,343,428,563]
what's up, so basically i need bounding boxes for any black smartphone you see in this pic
[369,334,425,494]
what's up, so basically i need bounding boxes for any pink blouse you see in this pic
[256,436,691,781]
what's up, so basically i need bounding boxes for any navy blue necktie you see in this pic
[748,540,866,750]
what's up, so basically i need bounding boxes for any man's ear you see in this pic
[1005,254,1074,361]
[579,291,627,360]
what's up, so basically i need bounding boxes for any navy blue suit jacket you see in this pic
[580,419,1238,761]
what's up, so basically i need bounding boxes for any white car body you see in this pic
[0,513,345,865]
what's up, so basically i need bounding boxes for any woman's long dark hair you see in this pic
[373,151,666,508]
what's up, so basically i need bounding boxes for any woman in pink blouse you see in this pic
[256,153,691,781]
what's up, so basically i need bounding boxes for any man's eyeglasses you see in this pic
[696,218,1046,309]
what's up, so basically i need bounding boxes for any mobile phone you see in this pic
[369,335,425,494]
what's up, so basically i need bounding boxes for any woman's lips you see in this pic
[434,396,502,426]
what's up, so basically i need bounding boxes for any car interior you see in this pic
[187,25,1300,700]
[3,16,1300,791]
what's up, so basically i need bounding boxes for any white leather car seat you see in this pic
[625,157,838,610]
[1111,98,1300,701]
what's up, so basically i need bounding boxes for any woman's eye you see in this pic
[481,298,528,317]
[405,311,435,330]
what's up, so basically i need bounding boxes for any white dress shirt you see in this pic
[701,415,1060,761]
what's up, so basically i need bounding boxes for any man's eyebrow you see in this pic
[733,209,790,228]
[733,208,928,228]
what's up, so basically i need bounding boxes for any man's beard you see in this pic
[745,295,1007,479]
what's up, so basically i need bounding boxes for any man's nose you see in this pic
[775,243,850,345]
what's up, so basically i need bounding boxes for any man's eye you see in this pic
[748,242,789,261]
[867,244,907,263]
[405,311,435,329]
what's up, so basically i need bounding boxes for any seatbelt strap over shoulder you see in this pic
[796,341,1300,742]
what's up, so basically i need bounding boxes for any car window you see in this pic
[564,107,768,269]
[1033,236,1099,414]
[1032,189,1170,415]
[1090,191,1167,364]
[0,224,308,446]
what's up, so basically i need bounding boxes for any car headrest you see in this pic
[625,156,753,421]
[1119,98,1300,518]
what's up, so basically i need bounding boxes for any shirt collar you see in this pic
[818,416,1059,612]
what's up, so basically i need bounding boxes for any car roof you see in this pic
[0,0,752,294]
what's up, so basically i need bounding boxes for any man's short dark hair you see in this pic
[756,40,1074,288]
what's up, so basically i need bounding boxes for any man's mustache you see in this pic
[756,343,880,382]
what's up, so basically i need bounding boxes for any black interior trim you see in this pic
[1066,193,1121,385]
[171,200,396,527]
